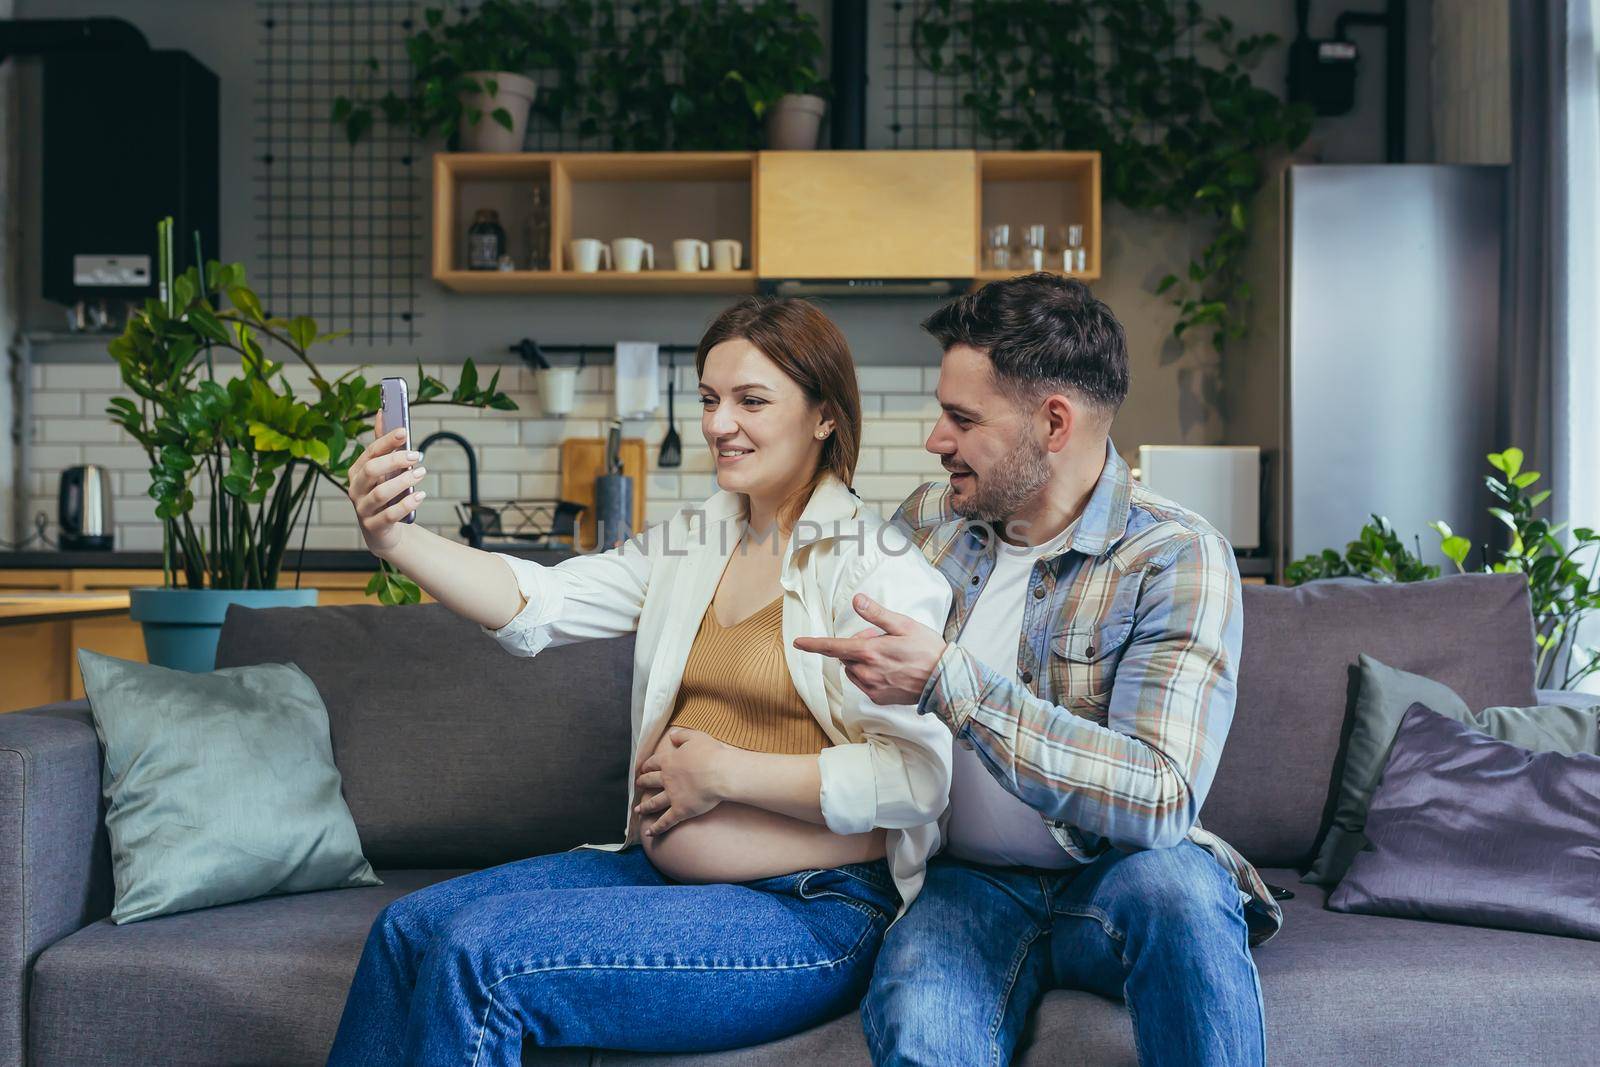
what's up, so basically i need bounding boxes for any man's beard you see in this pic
[949,431,1051,524]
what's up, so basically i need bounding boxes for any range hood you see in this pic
[762,278,969,298]
[756,151,978,294]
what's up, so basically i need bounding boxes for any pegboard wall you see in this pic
[255,0,422,345]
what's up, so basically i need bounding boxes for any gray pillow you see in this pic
[1303,654,1600,886]
[77,649,380,923]
[1328,702,1600,940]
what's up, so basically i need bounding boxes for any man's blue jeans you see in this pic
[327,846,899,1066]
[862,840,1266,1066]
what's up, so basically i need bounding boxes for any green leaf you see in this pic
[1512,471,1540,489]
[1440,536,1472,567]
[172,272,196,309]
[453,359,479,401]
[491,106,514,132]
[227,286,265,322]
[288,316,318,350]
[187,305,229,343]
[345,109,373,145]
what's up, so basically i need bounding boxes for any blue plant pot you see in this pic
[129,587,319,672]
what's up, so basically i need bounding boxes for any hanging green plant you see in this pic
[332,0,586,149]
[576,0,826,150]
[912,0,1312,355]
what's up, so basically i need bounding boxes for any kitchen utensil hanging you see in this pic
[659,351,683,468]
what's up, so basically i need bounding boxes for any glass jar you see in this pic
[1022,223,1048,271]
[986,224,1012,271]
[467,208,506,271]
[1060,223,1087,273]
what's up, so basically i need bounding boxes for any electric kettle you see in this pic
[58,464,114,550]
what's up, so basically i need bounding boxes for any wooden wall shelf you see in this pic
[431,150,1101,293]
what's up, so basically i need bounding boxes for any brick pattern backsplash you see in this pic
[25,361,949,551]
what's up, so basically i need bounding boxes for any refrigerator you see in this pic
[1270,164,1506,577]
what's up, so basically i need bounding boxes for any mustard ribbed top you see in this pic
[667,596,831,755]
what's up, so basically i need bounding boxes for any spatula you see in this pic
[658,352,683,468]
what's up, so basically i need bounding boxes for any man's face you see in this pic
[926,344,1051,524]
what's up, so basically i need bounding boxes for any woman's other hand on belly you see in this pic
[634,727,733,837]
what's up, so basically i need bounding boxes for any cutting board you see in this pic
[560,437,648,550]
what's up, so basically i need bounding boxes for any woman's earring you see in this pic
[816,429,830,439]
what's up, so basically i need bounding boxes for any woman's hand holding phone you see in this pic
[349,412,426,556]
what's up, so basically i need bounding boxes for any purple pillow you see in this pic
[1328,702,1600,940]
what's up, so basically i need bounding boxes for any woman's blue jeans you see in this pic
[326,846,899,1066]
[862,840,1267,1067]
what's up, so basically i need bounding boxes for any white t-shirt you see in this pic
[944,523,1080,868]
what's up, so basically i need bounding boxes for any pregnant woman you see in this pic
[326,297,953,1066]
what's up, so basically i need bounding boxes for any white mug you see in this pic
[538,367,578,415]
[672,238,710,273]
[569,238,610,273]
[611,237,655,273]
[711,238,743,272]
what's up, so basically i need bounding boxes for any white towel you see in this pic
[613,341,660,419]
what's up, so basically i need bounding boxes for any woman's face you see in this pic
[699,339,832,508]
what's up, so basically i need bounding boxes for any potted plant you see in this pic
[333,0,583,151]
[685,0,828,150]
[579,0,827,151]
[1286,447,1600,691]
[748,0,830,152]
[106,219,515,671]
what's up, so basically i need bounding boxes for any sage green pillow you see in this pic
[1304,653,1600,887]
[78,649,380,923]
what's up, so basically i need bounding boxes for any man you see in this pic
[795,274,1283,1066]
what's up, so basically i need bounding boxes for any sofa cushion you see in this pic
[27,869,586,1067]
[1201,574,1537,868]
[1329,703,1600,940]
[29,864,1600,1066]
[596,866,1600,1067]
[1307,656,1600,886]
[214,601,635,869]
[76,649,380,923]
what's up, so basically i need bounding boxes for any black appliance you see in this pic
[58,464,114,551]
[41,48,219,306]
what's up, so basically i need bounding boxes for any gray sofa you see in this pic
[5,572,1599,1066]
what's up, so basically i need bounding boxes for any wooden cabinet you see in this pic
[0,569,435,713]
[433,152,758,294]
[755,151,977,279]
[0,569,73,713]
[430,150,1101,293]
[65,568,166,699]
[977,152,1102,283]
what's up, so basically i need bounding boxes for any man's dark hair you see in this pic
[921,273,1130,414]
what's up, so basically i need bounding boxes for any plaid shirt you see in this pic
[893,439,1283,947]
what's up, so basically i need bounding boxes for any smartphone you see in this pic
[378,376,416,524]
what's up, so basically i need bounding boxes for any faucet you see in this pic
[416,430,485,548]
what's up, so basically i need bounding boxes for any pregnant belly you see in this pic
[637,736,887,884]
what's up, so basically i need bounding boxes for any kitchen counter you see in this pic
[0,545,576,570]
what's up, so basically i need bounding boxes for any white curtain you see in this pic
[1555,1,1600,694]
[1506,0,1600,693]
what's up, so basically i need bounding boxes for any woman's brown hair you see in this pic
[694,296,862,529]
